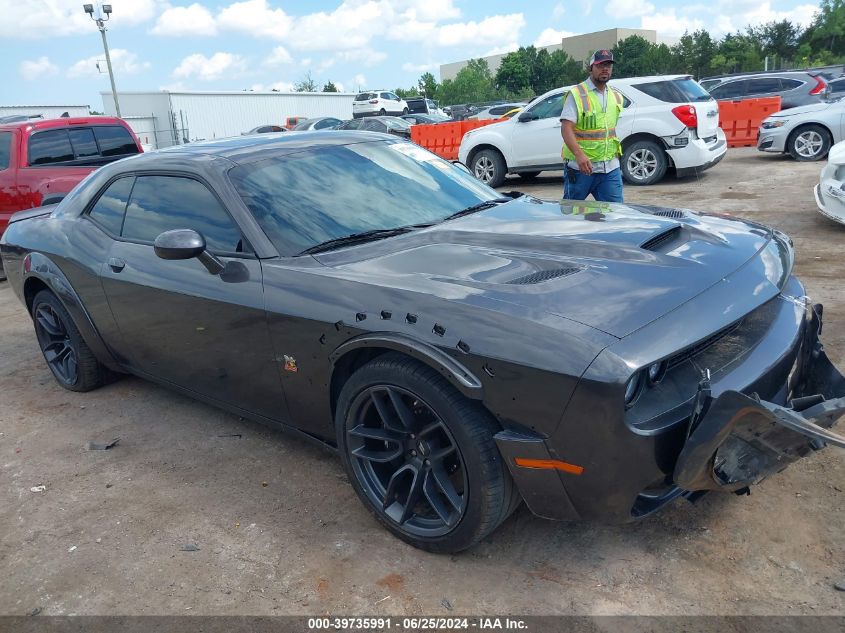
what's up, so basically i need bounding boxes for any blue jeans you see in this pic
[563,167,624,202]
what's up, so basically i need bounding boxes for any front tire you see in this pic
[336,353,519,553]
[379,108,387,116]
[470,149,507,187]
[788,124,831,161]
[517,171,541,180]
[32,290,107,392]
[622,139,668,185]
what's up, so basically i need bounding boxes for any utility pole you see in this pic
[83,4,121,117]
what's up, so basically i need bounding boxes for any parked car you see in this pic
[405,97,449,118]
[459,75,726,187]
[502,107,523,119]
[757,98,845,160]
[813,139,845,224]
[292,117,343,131]
[468,103,526,121]
[243,125,287,135]
[2,131,843,552]
[401,113,452,125]
[338,116,411,139]
[702,71,826,109]
[352,91,408,118]
[443,104,479,121]
[284,116,306,130]
[823,77,845,101]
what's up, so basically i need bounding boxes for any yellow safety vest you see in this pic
[562,82,624,163]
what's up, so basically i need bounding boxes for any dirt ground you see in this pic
[0,148,843,616]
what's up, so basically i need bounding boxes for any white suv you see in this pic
[352,91,409,119]
[458,75,727,187]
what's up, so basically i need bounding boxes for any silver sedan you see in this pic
[758,98,845,161]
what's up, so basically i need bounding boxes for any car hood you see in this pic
[313,198,775,338]
[770,102,834,118]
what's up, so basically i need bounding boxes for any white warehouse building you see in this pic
[0,104,90,119]
[100,90,357,150]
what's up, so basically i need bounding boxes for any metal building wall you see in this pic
[0,105,90,119]
[167,92,356,141]
[100,92,176,146]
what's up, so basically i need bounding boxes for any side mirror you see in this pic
[451,160,471,174]
[518,112,537,122]
[154,228,224,275]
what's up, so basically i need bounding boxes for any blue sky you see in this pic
[2,0,821,108]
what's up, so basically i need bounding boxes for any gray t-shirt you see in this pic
[561,78,620,174]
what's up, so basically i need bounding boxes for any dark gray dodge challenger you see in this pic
[2,132,843,552]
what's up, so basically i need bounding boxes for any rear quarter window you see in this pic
[634,78,713,103]
[781,78,804,90]
[92,126,138,157]
[88,176,134,235]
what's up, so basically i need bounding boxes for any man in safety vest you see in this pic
[560,49,625,202]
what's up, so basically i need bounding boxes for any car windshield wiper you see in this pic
[298,223,432,255]
[441,197,512,222]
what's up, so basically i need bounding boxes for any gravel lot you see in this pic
[0,148,843,616]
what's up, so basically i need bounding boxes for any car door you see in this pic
[99,173,289,421]
[509,92,567,168]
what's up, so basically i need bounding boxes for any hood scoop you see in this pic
[641,226,682,251]
[649,209,687,219]
[504,267,581,285]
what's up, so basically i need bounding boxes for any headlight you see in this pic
[647,360,667,385]
[761,120,787,129]
[624,372,643,407]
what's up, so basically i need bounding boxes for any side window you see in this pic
[362,119,384,132]
[528,94,564,120]
[92,126,138,157]
[380,92,391,100]
[68,128,99,159]
[748,78,781,94]
[489,106,506,116]
[617,92,632,107]
[710,80,747,99]
[121,176,246,254]
[88,177,134,235]
[781,78,804,91]
[28,129,74,165]
[314,118,339,129]
[0,132,11,170]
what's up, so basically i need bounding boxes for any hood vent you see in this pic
[641,226,682,252]
[505,267,581,285]
[650,209,687,219]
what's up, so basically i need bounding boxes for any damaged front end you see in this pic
[674,303,845,493]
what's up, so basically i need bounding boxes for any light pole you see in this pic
[83,4,121,117]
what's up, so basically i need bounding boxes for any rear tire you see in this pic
[336,353,520,553]
[788,124,831,161]
[622,139,668,185]
[32,290,107,392]
[470,149,507,187]
[379,108,387,116]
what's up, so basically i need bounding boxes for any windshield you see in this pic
[229,140,500,256]
[635,78,713,103]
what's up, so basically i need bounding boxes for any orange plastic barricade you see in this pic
[717,97,781,148]
[410,118,505,160]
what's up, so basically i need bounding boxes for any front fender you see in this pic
[22,252,122,372]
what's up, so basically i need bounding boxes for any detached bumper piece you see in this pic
[674,303,845,492]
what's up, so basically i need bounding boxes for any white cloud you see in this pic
[218,0,293,39]
[0,0,161,39]
[402,61,439,73]
[301,58,313,67]
[151,3,217,36]
[438,14,525,47]
[400,0,460,22]
[287,1,384,51]
[67,49,151,78]
[173,52,247,81]
[264,46,293,67]
[641,10,705,36]
[606,0,655,19]
[19,56,59,81]
[482,43,519,57]
[553,3,566,19]
[534,28,576,47]
[352,74,367,91]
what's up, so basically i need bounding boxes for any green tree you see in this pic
[294,71,318,92]
[322,81,338,92]
[394,87,420,98]
[418,72,439,98]
[439,58,496,104]
[757,20,802,65]
[495,51,531,94]
[806,0,845,57]
[613,35,654,77]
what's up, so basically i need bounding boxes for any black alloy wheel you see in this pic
[346,384,468,537]
[32,290,106,392]
[336,353,520,552]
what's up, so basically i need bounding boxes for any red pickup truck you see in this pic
[0,116,142,238]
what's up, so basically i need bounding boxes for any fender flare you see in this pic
[23,252,122,372]
[330,332,484,399]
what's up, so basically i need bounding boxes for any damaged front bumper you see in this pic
[674,303,845,492]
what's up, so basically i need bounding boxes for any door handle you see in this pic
[108,257,125,272]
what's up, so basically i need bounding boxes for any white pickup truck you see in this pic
[458,74,727,187]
